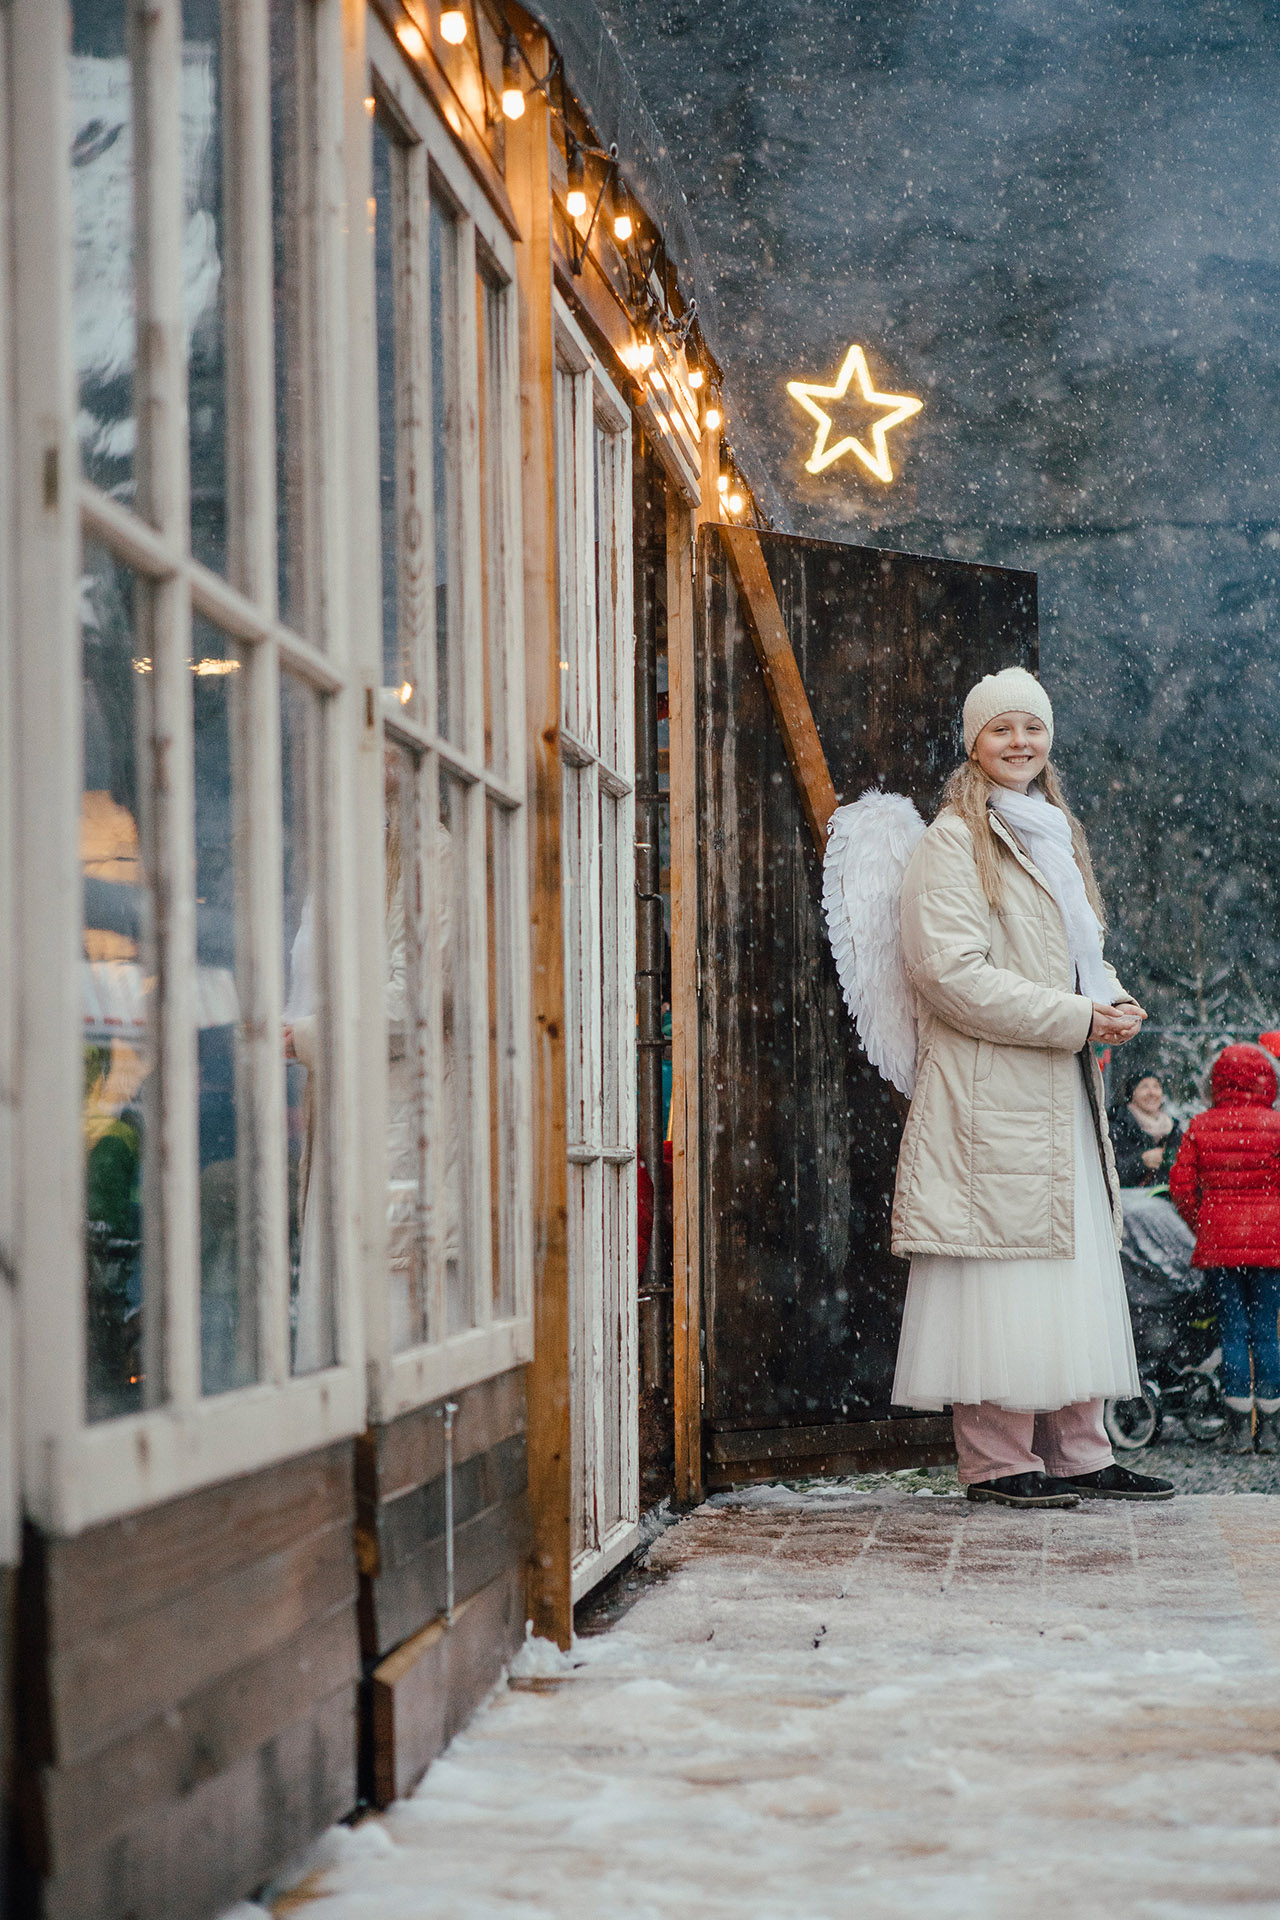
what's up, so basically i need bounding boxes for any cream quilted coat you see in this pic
[890,807,1125,1260]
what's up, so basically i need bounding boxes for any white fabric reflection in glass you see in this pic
[69,0,136,502]
[281,671,334,1372]
[192,616,256,1392]
[430,195,461,741]
[487,798,519,1320]
[386,743,428,1349]
[81,543,159,1418]
[182,0,227,573]
[438,771,474,1334]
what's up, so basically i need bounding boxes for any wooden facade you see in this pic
[2,0,746,1912]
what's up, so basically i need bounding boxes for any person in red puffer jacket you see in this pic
[1169,1045,1280,1454]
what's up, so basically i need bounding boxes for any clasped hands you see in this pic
[1089,997,1147,1046]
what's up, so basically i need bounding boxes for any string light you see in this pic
[688,367,704,390]
[364,95,376,115]
[566,139,587,219]
[395,20,427,58]
[502,35,525,119]
[727,491,744,514]
[613,183,633,242]
[439,6,467,42]
[705,403,722,431]
[637,339,655,369]
[399,680,414,705]
[717,473,728,495]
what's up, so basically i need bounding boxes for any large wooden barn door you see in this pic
[694,526,1037,1487]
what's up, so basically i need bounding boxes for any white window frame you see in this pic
[362,18,533,1423]
[0,2,18,1573]
[14,0,367,1536]
[553,298,640,1602]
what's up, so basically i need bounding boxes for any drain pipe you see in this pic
[443,1399,458,1625]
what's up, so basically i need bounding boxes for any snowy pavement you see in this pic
[255,1487,1280,1919]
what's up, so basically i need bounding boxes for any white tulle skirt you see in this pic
[892,1062,1141,1412]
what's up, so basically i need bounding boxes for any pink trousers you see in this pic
[951,1399,1114,1487]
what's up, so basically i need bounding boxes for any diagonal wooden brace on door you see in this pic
[720,525,838,855]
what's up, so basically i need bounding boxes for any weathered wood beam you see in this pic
[720,525,838,855]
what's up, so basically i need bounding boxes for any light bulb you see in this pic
[396,20,427,57]
[727,492,744,515]
[399,680,414,705]
[566,141,587,219]
[688,367,704,389]
[637,339,655,368]
[705,404,722,431]
[440,7,467,41]
[717,473,728,495]
[502,36,524,119]
[364,95,376,115]
[613,211,633,242]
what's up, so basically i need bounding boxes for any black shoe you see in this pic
[1223,1407,1255,1454]
[966,1472,1080,1508]
[1066,1464,1174,1501]
[1256,1410,1280,1456]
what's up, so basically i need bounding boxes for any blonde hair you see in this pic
[938,757,1107,926]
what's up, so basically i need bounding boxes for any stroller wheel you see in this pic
[1105,1381,1162,1452]
[1182,1372,1226,1442]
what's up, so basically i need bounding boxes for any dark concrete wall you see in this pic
[601,0,1280,1088]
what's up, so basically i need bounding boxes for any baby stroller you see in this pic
[1104,1188,1225,1451]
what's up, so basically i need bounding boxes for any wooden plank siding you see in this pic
[17,1441,359,1917]
[354,1371,529,1802]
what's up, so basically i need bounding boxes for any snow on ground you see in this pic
[251,1487,1280,1919]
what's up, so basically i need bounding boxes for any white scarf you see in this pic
[989,786,1116,1005]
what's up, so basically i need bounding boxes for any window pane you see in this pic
[439,771,475,1334]
[386,743,428,1349]
[69,0,136,504]
[373,121,399,688]
[600,789,622,1148]
[282,672,334,1371]
[487,799,518,1319]
[271,0,310,629]
[192,617,256,1393]
[182,0,227,573]
[81,543,159,1418]
[430,195,462,742]
[477,268,508,773]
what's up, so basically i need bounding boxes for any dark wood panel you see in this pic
[41,1684,355,1920]
[38,1602,359,1877]
[46,1441,353,1647]
[356,1369,526,1510]
[364,1492,532,1660]
[696,528,1036,1450]
[710,1416,956,1466]
[50,1519,356,1766]
[369,1566,524,1808]
[372,1433,527,1578]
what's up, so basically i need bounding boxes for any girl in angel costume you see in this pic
[824,666,1173,1507]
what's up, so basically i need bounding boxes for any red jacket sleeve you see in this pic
[1169,1126,1201,1231]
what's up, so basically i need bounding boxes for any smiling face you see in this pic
[1130,1076,1165,1115]
[971,710,1052,792]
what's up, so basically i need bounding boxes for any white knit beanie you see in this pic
[962,666,1054,757]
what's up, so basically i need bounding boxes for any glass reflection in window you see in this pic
[386,744,428,1348]
[439,771,475,1334]
[81,543,159,1418]
[430,195,462,741]
[69,0,136,504]
[192,617,256,1392]
[281,671,334,1372]
[182,0,227,573]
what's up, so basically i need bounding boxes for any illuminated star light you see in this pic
[786,345,923,483]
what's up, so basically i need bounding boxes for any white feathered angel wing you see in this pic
[822,790,927,1098]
